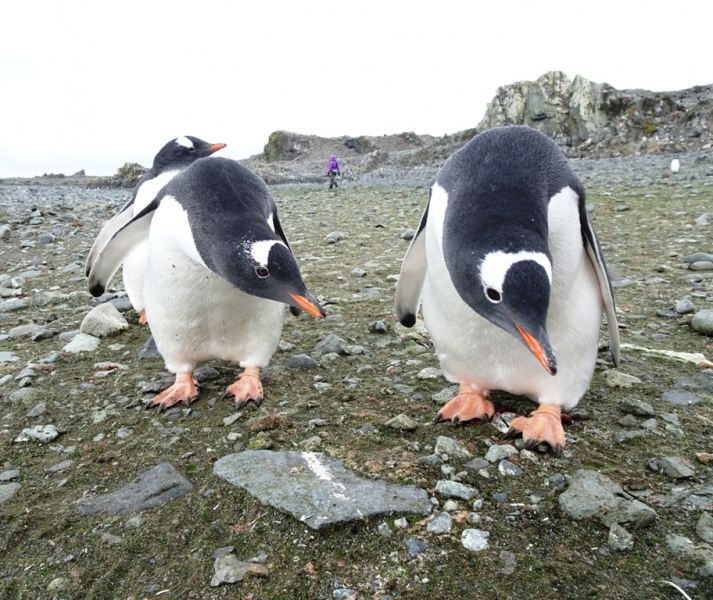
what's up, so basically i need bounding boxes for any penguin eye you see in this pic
[255,266,269,278]
[188,146,195,153]
[486,287,502,303]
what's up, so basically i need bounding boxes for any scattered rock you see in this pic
[80,302,129,337]
[461,529,490,552]
[210,553,269,587]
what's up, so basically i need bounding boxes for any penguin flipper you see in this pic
[581,210,621,367]
[395,204,429,327]
[85,204,134,277]
[86,202,157,297]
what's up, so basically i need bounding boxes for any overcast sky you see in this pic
[1,0,711,177]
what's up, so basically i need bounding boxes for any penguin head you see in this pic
[457,249,557,375]
[152,136,226,171]
[210,235,325,319]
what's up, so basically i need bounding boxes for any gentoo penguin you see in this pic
[670,156,680,174]
[395,126,620,454]
[85,136,226,323]
[87,156,325,410]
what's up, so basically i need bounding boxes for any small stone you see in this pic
[435,480,475,500]
[442,500,459,512]
[100,533,124,545]
[0,483,21,505]
[605,371,642,388]
[350,268,367,277]
[14,424,60,443]
[62,333,100,353]
[431,385,460,405]
[325,231,345,244]
[286,354,319,369]
[385,414,418,431]
[676,299,696,314]
[416,367,442,380]
[617,414,640,428]
[659,456,695,479]
[619,398,655,417]
[484,444,518,464]
[210,554,269,586]
[405,538,429,558]
[314,333,346,355]
[0,470,20,482]
[499,551,517,575]
[80,303,129,337]
[608,523,634,551]
[394,517,409,529]
[498,460,523,477]
[426,512,453,535]
[697,513,713,544]
[691,310,713,335]
[661,390,702,405]
[461,529,490,552]
[369,320,390,333]
[377,522,393,538]
[434,436,472,461]
[400,229,417,240]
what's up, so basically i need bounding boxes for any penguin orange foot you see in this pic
[224,367,263,408]
[146,372,199,411]
[138,309,148,325]
[435,384,495,424]
[506,404,565,456]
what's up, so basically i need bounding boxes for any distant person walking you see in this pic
[327,155,341,189]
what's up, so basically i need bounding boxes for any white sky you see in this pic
[1,0,711,177]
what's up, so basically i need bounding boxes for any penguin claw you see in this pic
[435,388,495,424]
[145,374,199,411]
[225,368,264,409]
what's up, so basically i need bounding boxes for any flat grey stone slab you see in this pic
[0,483,20,505]
[214,450,431,530]
[77,462,193,516]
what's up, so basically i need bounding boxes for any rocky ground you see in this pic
[1,151,713,599]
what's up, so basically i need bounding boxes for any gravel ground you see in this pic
[1,151,713,599]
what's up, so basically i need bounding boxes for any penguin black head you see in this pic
[210,234,325,319]
[152,136,226,172]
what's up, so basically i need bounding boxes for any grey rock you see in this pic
[333,589,358,600]
[62,333,100,353]
[558,470,657,528]
[498,460,524,477]
[431,385,459,405]
[286,354,320,369]
[8,323,44,338]
[0,224,11,239]
[6,387,42,404]
[77,462,194,516]
[434,480,475,500]
[405,538,429,558]
[426,511,453,535]
[350,268,366,277]
[0,351,20,363]
[661,390,703,405]
[676,299,696,314]
[47,460,75,473]
[463,458,491,473]
[26,402,46,418]
[325,231,345,244]
[416,367,442,380]
[214,451,430,529]
[139,335,162,359]
[697,513,713,544]
[499,550,517,575]
[210,554,268,587]
[608,523,634,551]
[385,414,418,430]
[31,328,56,342]
[0,483,21,505]
[684,252,713,263]
[369,319,390,333]
[484,444,518,464]
[314,333,346,355]
[619,398,655,416]
[80,303,129,337]
[0,299,28,312]
[434,436,472,461]
[659,456,696,479]
[689,261,713,271]
[692,309,713,335]
[604,371,641,388]
[377,522,392,538]
[14,424,60,443]
[617,414,640,428]
[400,229,416,240]
[100,533,124,545]
[0,470,20,481]
[461,528,490,552]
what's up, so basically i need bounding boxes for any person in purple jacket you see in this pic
[327,155,341,189]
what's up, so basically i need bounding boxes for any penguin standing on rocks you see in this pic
[395,126,620,454]
[670,156,680,174]
[87,157,325,410]
[85,136,226,323]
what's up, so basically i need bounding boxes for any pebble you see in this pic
[286,354,320,369]
[608,523,634,551]
[434,436,472,461]
[498,460,523,477]
[691,309,713,335]
[659,456,696,479]
[405,538,429,558]
[426,511,453,534]
[619,398,655,416]
[461,529,490,552]
[484,444,518,463]
[385,414,418,430]
[435,480,476,500]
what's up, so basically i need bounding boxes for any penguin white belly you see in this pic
[143,198,285,374]
[122,242,148,313]
[424,187,603,409]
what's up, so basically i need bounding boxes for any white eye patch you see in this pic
[248,240,287,267]
[480,250,552,302]
[175,136,193,149]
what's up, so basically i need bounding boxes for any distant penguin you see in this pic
[88,157,324,410]
[670,157,680,174]
[395,126,620,454]
[85,136,226,322]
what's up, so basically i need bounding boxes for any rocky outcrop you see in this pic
[87,162,147,189]
[478,71,713,157]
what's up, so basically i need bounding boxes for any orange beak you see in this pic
[288,292,325,318]
[514,322,556,375]
[208,143,227,152]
